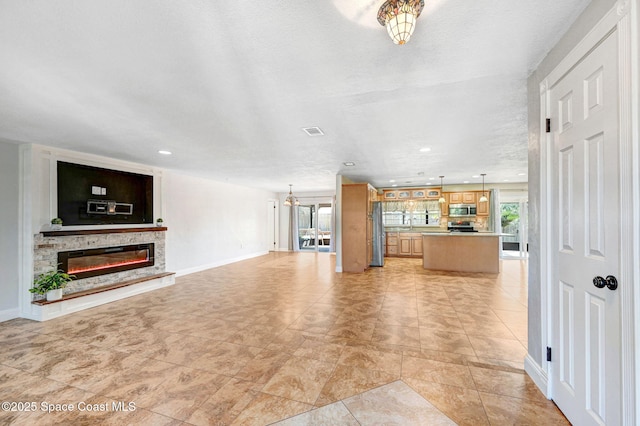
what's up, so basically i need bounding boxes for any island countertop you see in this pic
[422,233,500,273]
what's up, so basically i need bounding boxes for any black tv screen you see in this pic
[57,161,153,225]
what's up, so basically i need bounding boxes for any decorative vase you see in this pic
[156,222,163,227]
[46,288,63,301]
[51,224,62,231]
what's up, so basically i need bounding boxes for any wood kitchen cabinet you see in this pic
[387,232,423,258]
[449,192,476,204]
[386,232,399,256]
[440,193,449,217]
[476,192,490,216]
[342,183,377,273]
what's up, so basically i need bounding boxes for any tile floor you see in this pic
[0,253,569,425]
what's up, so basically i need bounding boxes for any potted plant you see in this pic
[156,218,164,227]
[50,217,63,230]
[29,268,75,301]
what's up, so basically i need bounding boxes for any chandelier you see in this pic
[283,184,300,206]
[438,176,446,203]
[377,0,425,45]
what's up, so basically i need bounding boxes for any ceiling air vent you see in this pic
[302,127,324,136]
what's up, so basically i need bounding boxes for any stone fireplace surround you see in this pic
[30,227,174,320]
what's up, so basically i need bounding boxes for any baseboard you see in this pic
[174,251,269,277]
[0,308,20,323]
[524,354,549,398]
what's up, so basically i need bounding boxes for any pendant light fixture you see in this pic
[283,184,300,206]
[438,176,446,203]
[479,174,488,202]
[377,0,425,45]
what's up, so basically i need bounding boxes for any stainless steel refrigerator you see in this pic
[371,201,385,267]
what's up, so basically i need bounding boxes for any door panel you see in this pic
[551,29,620,426]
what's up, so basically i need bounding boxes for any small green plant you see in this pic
[29,268,75,295]
[156,218,164,223]
[50,218,63,225]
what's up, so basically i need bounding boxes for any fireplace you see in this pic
[58,243,155,279]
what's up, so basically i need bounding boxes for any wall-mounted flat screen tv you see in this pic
[57,161,153,225]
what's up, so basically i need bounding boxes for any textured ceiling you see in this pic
[0,0,591,192]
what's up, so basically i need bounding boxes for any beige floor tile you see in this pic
[470,365,546,401]
[372,324,421,348]
[231,392,313,426]
[261,356,335,404]
[468,335,527,363]
[134,366,229,420]
[460,319,518,339]
[419,328,476,355]
[337,345,403,376]
[316,364,399,406]
[343,380,456,425]
[0,254,547,425]
[292,339,346,364]
[479,391,570,425]
[271,401,359,425]
[190,342,263,376]
[186,378,259,426]
[403,377,490,426]
[402,355,476,389]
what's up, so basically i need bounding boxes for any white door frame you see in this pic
[267,200,279,252]
[538,1,637,423]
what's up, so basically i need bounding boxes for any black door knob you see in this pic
[593,276,606,288]
[606,275,618,291]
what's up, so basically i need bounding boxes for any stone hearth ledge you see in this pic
[28,272,175,321]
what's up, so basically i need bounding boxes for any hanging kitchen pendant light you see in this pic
[479,174,488,202]
[283,184,300,206]
[438,176,446,203]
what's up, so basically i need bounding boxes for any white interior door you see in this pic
[550,29,621,425]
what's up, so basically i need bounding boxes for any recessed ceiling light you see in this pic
[472,175,480,178]
[389,179,396,183]
[504,179,510,182]
[302,127,324,136]
[419,147,431,152]
[429,177,435,180]
[463,180,469,183]
[343,162,355,166]
[426,182,432,185]
[391,184,398,187]
[518,173,526,176]
[158,150,172,155]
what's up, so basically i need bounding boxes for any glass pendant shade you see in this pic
[479,174,488,202]
[378,0,425,45]
[438,176,445,203]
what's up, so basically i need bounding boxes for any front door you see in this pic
[550,27,621,425]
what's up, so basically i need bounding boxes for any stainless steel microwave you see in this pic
[449,204,477,217]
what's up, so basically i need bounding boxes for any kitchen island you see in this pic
[422,232,500,273]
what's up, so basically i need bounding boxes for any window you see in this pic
[382,200,441,227]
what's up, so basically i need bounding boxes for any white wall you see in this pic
[164,171,277,276]
[0,140,20,320]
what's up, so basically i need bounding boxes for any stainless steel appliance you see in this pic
[448,221,478,232]
[448,204,477,217]
[371,201,385,266]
